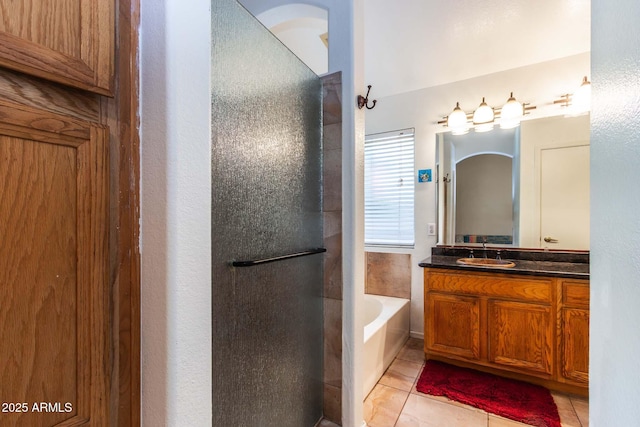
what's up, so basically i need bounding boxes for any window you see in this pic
[364,129,415,247]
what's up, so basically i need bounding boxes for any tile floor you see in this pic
[362,338,589,427]
[319,338,589,427]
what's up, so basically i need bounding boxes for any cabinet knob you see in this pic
[543,237,559,243]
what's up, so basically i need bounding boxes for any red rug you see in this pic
[416,360,561,427]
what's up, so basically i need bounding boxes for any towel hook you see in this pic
[357,85,377,110]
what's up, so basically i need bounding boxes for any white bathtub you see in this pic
[363,294,411,398]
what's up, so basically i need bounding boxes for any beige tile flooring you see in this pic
[362,338,589,427]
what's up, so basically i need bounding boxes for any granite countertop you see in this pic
[419,247,590,279]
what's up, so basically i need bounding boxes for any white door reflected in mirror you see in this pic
[540,144,590,250]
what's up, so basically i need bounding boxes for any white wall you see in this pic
[140,0,212,425]
[256,4,329,75]
[365,53,590,338]
[591,0,640,424]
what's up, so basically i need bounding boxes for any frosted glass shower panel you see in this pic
[211,0,323,426]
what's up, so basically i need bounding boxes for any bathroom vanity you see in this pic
[420,247,589,396]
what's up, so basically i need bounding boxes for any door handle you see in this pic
[543,237,558,243]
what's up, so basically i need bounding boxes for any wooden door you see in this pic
[425,293,481,360]
[0,0,114,95]
[488,300,553,376]
[0,99,109,426]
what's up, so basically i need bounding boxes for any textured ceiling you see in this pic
[364,0,590,98]
[240,0,591,99]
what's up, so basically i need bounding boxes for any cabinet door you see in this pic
[0,100,109,426]
[488,300,553,376]
[0,0,114,95]
[562,308,589,384]
[426,293,481,360]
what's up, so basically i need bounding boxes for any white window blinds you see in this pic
[364,129,415,247]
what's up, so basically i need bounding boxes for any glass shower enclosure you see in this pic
[211,0,324,425]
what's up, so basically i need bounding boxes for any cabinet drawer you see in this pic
[562,280,590,308]
[426,270,552,303]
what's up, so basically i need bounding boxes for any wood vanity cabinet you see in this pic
[424,268,589,395]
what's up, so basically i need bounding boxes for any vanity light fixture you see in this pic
[472,97,495,132]
[438,93,535,134]
[554,76,591,116]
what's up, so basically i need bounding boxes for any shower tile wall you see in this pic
[365,252,411,299]
[322,71,343,425]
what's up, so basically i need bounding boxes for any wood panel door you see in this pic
[488,300,553,376]
[426,293,481,360]
[0,0,114,95]
[0,99,109,426]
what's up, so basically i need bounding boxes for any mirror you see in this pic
[436,114,590,250]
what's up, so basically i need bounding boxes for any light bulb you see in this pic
[447,102,469,135]
[500,92,524,129]
[569,76,591,116]
[473,97,494,132]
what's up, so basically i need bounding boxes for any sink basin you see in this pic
[456,258,516,268]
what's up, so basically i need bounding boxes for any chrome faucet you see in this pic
[482,239,488,258]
